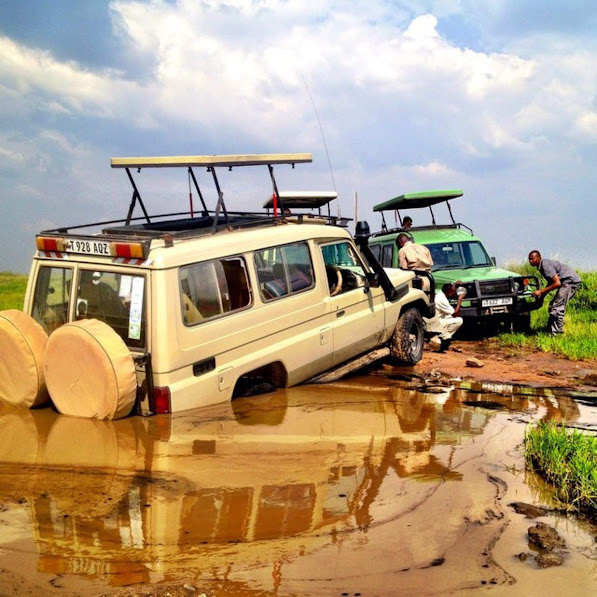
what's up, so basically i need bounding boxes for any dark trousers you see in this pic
[548,283,579,334]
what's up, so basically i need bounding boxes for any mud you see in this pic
[410,338,597,392]
[0,346,597,596]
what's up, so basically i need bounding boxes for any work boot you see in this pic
[440,338,452,352]
[429,336,442,352]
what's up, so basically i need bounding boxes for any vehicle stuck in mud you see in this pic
[0,154,433,419]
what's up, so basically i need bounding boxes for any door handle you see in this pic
[336,310,345,318]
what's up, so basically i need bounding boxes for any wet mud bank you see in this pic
[0,369,596,596]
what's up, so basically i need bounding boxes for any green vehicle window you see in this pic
[381,244,394,268]
[369,244,381,262]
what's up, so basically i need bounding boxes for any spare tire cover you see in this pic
[0,310,49,408]
[43,319,137,420]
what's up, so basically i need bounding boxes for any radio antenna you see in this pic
[301,75,338,213]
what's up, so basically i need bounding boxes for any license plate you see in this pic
[482,297,513,307]
[67,238,111,257]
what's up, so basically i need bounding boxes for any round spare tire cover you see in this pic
[0,309,49,408]
[43,319,137,420]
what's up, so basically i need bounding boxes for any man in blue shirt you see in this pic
[528,250,581,335]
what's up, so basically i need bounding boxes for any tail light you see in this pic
[36,236,66,252]
[111,241,145,259]
[153,386,171,414]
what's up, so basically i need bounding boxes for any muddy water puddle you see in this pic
[0,375,596,596]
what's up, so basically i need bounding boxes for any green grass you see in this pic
[0,272,28,311]
[525,422,597,514]
[498,263,597,360]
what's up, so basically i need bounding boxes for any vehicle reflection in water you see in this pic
[0,377,586,590]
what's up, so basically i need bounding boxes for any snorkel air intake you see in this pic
[355,221,398,301]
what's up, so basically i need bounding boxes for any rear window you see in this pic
[31,265,73,334]
[75,270,146,349]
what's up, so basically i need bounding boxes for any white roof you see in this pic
[263,191,338,209]
[111,153,312,169]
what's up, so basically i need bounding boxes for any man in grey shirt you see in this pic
[528,250,581,335]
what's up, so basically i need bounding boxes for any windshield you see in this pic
[427,241,493,271]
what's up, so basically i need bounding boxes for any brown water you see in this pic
[0,373,596,596]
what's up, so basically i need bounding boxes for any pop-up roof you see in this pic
[373,189,463,212]
[110,153,312,169]
[263,191,337,209]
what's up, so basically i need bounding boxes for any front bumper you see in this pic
[459,294,541,318]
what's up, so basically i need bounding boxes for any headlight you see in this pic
[456,286,467,298]
[513,281,520,293]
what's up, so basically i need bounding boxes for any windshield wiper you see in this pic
[462,263,492,269]
[433,264,465,271]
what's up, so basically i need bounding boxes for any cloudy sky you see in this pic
[1,0,596,274]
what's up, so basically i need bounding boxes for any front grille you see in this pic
[478,279,512,296]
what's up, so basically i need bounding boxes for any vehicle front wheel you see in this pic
[512,313,531,334]
[391,308,424,365]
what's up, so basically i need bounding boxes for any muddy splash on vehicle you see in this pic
[0,374,596,596]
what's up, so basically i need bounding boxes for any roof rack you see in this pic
[371,222,473,238]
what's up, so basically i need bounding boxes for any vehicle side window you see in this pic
[321,241,367,295]
[32,265,73,334]
[369,244,381,262]
[381,244,394,268]
[255,242,314,301]
[180,257,252,325]
[76,270,146,348]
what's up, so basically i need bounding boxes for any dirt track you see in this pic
[411,338,597,392]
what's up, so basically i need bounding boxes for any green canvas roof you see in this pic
[373,189,463,212]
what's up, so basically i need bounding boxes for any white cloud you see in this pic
[1,1,597,272]
[413,161,450,175]
[0,145,25,164]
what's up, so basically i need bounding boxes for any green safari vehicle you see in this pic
[368,190,541,331]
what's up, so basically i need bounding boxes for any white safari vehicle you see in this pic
[0,154,433,419]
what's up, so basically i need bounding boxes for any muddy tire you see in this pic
[43,319,137,420]
[233,376,277,398]
[0,310,49,408]
[391,308,424,365]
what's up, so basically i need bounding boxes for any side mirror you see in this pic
[491,256,496,266]
[366,272,380,288]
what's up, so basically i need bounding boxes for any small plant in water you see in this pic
[525,421,597,515]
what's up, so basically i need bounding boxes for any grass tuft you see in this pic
[525,422,597,513]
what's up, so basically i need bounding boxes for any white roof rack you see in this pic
[263,191,338,209]
[111,153,312,169]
